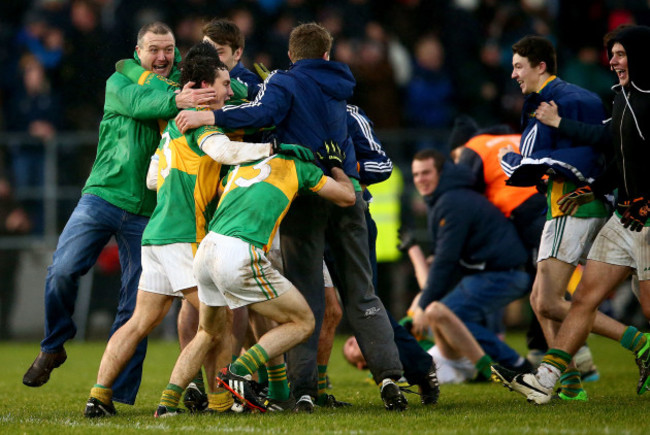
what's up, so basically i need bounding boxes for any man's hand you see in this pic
[535,101,561,128]
[5,209,31,233]
[272,140,315,161]
[316,141,345,171]
[411,306,428,338]
[397,227,416,253]
[497,144,515,162]
[557,185,595,215]
[620,197,650,232]
[175,110,215,134]
[174,82,216,109]
[254,62,271,81]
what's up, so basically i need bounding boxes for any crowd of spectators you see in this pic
[0,0,648,338]
[2,1,649,136]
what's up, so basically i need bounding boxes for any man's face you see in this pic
[136,31,175,77]
[206,68,234,110]
[610,42,629,87]
[511,53,544,95]
[412,158,440,197]
[343,336,367,370]
[203,37,242,71]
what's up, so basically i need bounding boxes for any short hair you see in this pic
[137,21,174,47]
[512,35,557,75]
[289,22,333,61]
[202,19,245,52]
[413,149,446,173]
[180,42,228,88]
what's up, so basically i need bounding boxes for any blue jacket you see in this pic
[230,61,262,101]
[500,77,607,186]
[419,162,527,309]
[214,58,357,177]
[347,104,392,186]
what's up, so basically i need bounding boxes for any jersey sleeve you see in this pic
[295,159,327,193]
[347,105,392,185]
[195,124,225,146]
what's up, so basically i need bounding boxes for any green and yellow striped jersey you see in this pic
[547,178,609,219]
[210,154,327,252]
[142,112,224,246]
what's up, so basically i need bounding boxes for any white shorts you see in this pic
[139,243,197,296]
[266,228,284,273]
[194,232,294,308]
[587,215,650,280]
[427,345,476,384]
[537,216,606,266]
[323,261,333,288]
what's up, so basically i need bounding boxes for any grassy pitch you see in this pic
[0,333,647,434]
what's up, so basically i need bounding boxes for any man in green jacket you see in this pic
[22,22,215,406]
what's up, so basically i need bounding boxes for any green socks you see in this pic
[475,355,493,380]
[318,365,328,397]
[191,370,205,394]
[558,369,586,400]
[159,383,183,411]
[267,363,290,401]
[258,365,269,386]
[540,348,572,373]
[231,344,270,377]
[620,326,647,354]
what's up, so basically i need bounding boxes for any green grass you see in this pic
[0,334,647,434]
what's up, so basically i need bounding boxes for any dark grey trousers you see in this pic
[281,192,403,398]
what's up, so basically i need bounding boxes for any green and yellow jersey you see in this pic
[210,154,327,252]
[546,179,610,219]
[142,111,224,246]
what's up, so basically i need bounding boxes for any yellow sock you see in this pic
[160,383,183,410]
[208,388,234,412]
[90,384,112,405]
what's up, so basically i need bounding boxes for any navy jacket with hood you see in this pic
[419,162,527,310]
[213,58,357,177]
[500,77,607,186]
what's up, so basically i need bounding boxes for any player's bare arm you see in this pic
[317,167,355,207]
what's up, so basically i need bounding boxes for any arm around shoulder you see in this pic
[317,167,356,207]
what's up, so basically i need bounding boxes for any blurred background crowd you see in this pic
[1,0,649,340]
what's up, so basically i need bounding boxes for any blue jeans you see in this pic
[41,194,148,404]
[441,270,530,367]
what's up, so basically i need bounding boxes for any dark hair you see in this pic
[448,115,479,150]
[137,22,173,47]
[512,35,557,75]
[607,25,650,89]
[202,19,244,52]
[289,22,333,61]
[603,24,633,50]
[180,42,228,88]
[413,149,446,173]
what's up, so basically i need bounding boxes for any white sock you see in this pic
[535,363,561,389]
